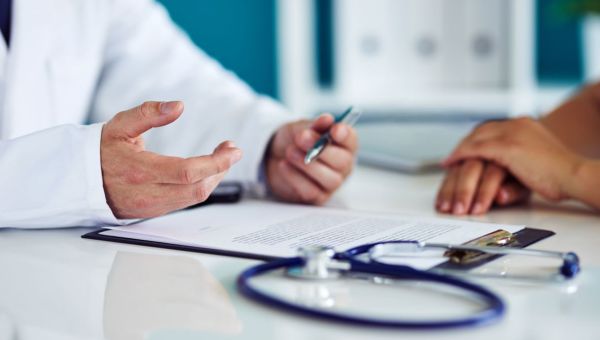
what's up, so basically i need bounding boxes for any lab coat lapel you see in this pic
[2,0,59,138]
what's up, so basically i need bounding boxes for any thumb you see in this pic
[108,101,184,138]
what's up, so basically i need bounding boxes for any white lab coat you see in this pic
[0,0,296,229]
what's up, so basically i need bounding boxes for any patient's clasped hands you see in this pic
[436,117,587,215]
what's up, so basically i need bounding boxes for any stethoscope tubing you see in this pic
[237,256,505,329]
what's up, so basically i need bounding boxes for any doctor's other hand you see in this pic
[266,114,358,204]
[436,117,584,215]
[101,101,242,219]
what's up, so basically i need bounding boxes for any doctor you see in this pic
[0,0,358,228]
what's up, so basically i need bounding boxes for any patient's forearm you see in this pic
[541,83,600,158]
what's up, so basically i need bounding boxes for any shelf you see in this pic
[301,84,578,117]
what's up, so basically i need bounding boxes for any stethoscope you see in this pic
[237,241,580,329]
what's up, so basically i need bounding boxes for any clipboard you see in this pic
[82,226,555,270]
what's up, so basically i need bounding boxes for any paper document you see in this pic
[104,200,523,269]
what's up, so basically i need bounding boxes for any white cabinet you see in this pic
[277,0,571,118]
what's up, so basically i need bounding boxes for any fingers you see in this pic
[277,160,328,204]
[443,139,508,169]
[441,120,513,168]
[496,181,531,206]
[309,113,358,152]
[331,124,358,153]
[461,121,504,146]
[317,144,354,174]
[108,141,236,219]
[295,123,358,154]
[152,141,242,184]
[284,120,355,194]
[295,129,320,152]
[116,172,228,218]
[108,101,184,139]
[311,113,335,133]
[436,166,460,213]
[183,171,228,207]
[471,163,506,215]
[266,114,358,205]
[452,159,485,215]
[285,147,344,192]
[436,160,529,216]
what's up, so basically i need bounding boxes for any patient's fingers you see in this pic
[471,163,507,215]
[496,180,531,206]
[452,159,485,215]
[436,166,460,213]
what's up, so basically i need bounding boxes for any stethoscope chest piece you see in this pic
[286,245,348,280]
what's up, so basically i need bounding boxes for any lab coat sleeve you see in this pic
[0,123,122,229]
[89,0,300,194]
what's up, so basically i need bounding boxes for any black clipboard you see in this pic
[82,226,555,269]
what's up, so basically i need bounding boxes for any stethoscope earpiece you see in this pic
[560,252,580,278]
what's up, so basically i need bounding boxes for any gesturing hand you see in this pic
[101,101,242,219]
[437,117,584,215]
[266,114,358,204]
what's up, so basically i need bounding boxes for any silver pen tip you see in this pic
[304,148,321,164]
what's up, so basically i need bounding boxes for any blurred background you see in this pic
[157,0,598,172]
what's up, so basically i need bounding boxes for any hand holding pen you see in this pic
[265,106,361,205]
[305,106,362,164]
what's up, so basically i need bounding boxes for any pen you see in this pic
[304,106,362,164]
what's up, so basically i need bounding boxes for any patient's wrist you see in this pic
[568,159,600,210]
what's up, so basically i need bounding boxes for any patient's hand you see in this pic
[436,159,530,215]
[101,101,242,219]
[436,117,584,215]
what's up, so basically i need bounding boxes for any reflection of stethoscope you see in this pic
[237,241,580,329]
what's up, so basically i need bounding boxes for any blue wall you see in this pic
[536,0,584,84]
[157,0,279,98]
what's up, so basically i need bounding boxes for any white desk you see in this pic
[1,166,599,340]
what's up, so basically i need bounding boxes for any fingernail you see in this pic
[453,202,465,215]
[440,201,450,212]
[335,125,349,140]
[159,101,181,115]
[472,202,484,215]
